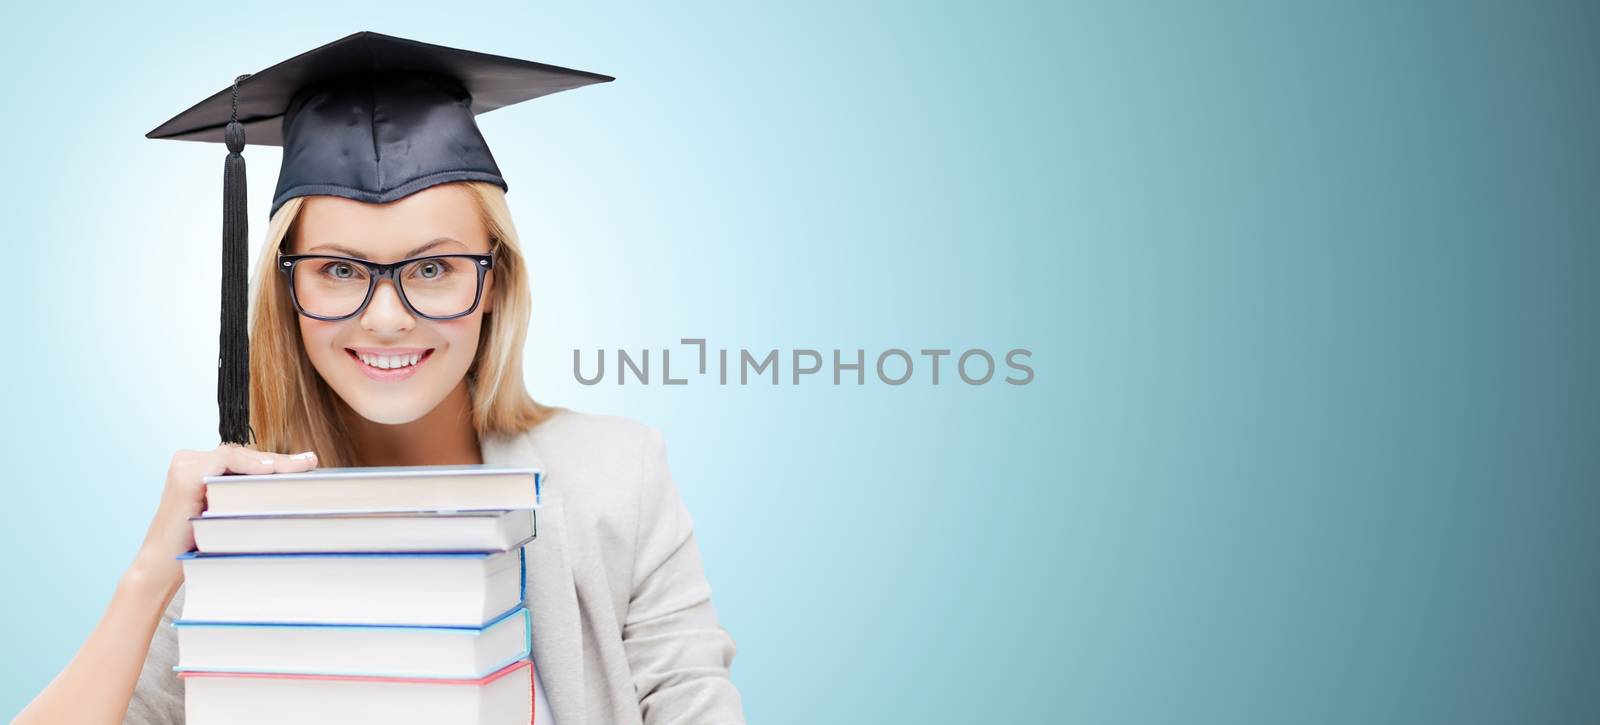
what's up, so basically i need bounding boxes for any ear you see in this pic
[481,270,494,315]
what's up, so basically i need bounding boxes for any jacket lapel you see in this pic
[482,431,587,725]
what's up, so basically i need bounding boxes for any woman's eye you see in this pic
[412,261,448,279]
[317,261,363,280]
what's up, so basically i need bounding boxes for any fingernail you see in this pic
[292,452,313,461]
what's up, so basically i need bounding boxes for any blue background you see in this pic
[3,1,1598,723]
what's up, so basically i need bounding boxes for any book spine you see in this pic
[176,657,533,685]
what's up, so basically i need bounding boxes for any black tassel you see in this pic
[219,74,253,446]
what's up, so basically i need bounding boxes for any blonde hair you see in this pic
[247,181,562,466]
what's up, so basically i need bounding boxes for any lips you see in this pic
[346,348,434,382]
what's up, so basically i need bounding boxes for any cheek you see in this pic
[296,318,341,364]
[432,315,485,356]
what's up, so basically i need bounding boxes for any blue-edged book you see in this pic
[176,545,529,628]
[174,605,532,680]
[192,509,536,554]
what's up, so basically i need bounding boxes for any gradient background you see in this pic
[3,1,1598,723]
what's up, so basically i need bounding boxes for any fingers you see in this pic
[210,445,320,477]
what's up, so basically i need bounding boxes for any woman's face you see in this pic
[288,184,493,425]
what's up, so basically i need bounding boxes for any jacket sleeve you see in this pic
[623,426,746,725]
[123,585,186,725]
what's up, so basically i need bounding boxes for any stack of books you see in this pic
[173,464,543,725]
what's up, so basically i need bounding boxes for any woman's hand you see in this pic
[132,445,319,581]
[13,445,321,725]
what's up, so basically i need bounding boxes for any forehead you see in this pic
[289,183,488,257]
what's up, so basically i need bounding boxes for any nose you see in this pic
[359,278,415,333]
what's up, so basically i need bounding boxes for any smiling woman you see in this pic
[13,32,745,725]
[252,181,548,466]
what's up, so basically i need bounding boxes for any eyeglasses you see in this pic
[277,253,495,321]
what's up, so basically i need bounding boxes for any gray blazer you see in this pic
[124,409,746,725]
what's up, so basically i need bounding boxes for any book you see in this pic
[174,606,531,679]
[192,509,536,554]
[201,464,542,517]
[180,658,535,725]
[177,548,526,627]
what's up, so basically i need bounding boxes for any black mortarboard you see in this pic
[146,31,612,445]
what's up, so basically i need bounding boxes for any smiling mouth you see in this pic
[346,348,435,371]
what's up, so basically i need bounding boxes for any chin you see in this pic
[331,380,450,426]
[344,401,433,426]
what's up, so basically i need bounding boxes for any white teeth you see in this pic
[357,352,421,370]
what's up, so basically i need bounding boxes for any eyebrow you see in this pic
[305,237,467,259]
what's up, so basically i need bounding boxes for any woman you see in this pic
[15,33,745,725]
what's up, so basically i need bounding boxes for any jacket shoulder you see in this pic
[521,408,662,508]
[526,407,656,456]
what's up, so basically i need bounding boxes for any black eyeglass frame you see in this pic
[276,252,496,321]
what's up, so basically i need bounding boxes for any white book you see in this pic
[191,509,535,554]
[201,464,541,517]
[181,659,534,725]
[177,548,525,627]
[174,607,531,679]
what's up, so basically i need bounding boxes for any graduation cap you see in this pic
[147,31,613,445]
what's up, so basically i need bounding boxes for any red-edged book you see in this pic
[179,657,538,724]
